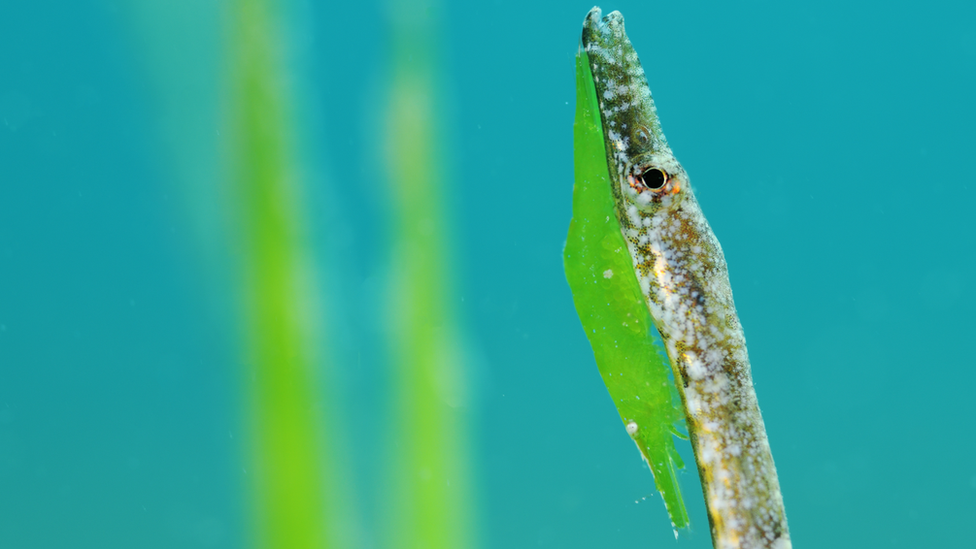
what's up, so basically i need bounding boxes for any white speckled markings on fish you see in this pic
[580,7,791,549]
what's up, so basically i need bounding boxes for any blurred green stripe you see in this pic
[385,2,477,548]
[227,1,338,547]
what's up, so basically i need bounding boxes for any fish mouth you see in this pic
[584,6,604,28]
[581,7,626,51]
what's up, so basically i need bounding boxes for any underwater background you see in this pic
[1,0,974,548]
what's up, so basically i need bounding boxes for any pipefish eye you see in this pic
[637,168,668,191]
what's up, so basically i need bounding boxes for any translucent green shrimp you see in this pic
[565,39,690,533]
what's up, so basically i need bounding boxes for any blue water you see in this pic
[1,1,975,547]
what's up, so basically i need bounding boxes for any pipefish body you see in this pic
[580,7,791,549]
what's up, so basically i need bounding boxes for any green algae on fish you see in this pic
[567,7,792,548]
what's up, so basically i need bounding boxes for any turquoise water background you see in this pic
[2,1,975,547]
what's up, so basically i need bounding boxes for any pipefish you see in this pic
[570,7,792,548]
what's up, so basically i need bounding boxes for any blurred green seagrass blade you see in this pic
[563,49,690,531]
[384,1,477,547]
[227,0,350,547]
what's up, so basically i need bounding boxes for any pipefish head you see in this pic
[581,7,688,215]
